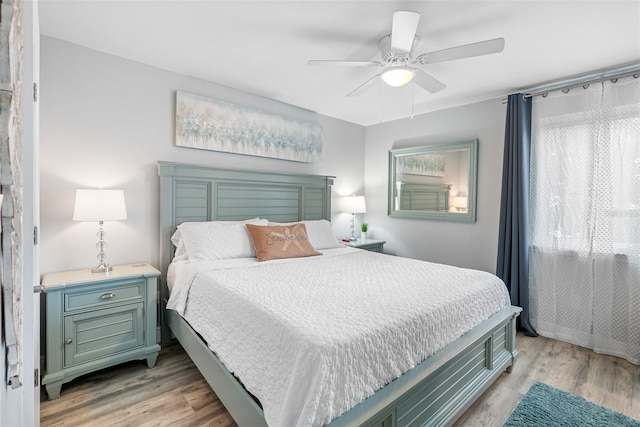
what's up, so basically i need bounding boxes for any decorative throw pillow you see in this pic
[267,219,340,250]
[246,223,322,262]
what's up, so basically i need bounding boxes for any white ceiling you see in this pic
[39,1,640,126]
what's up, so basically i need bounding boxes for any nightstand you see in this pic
[346,238,386,253]
[41,263,161,400]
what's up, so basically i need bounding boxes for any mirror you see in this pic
[388,139,478,222]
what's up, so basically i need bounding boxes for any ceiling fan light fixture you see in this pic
[380,66,415,87]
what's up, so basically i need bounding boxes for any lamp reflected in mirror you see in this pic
[453,195,468,212]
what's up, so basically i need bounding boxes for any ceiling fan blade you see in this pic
[413,69,446,94]
[308,59,381,67]
[417,38,505,64]
[347,73,381,97]
[390,11,420,53]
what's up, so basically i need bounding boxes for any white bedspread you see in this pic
[167,248,510,427]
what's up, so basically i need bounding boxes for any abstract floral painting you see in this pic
[175,91,323,163]
[397,152,446,177]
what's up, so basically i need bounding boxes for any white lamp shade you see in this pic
[73,189,128,222]
[453,196,468,209]
[343,195,367,214]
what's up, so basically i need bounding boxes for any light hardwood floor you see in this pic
[41,333,640,426]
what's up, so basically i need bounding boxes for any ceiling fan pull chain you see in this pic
[411,82,415,119]
[380,80,385,122]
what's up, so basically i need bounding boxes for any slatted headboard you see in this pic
[157,161,334,342]
[157,161,335,276]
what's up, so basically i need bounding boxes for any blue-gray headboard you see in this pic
[157,161,335,275]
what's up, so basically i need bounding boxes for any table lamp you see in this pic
[343,195,366,241]
[73,189,127,273]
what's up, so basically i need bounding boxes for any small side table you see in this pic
[41,263,161,399]
[345,238,386,253]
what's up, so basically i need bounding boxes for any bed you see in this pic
[158,161,521,427]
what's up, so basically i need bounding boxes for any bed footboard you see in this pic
[330,306,521,427]
[167,305,521,427]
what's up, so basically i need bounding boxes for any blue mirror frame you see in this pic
[388,139,478,222]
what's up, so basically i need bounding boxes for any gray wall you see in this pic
[40,37,365,274]
[363,99,506,273]
[40,37,507,276]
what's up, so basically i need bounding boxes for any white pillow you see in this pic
[173,218,268,261]
[172,239,189,261]
[268,219,339,250]
[171,218,263,249]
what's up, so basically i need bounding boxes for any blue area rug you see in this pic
[504,382,640,427]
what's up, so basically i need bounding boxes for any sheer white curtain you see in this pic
[529,75,640,365]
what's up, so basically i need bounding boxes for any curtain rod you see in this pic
[501,67,640,103]
[524,69,640,99]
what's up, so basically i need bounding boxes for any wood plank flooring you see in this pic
[454,334,640,426]
[41,333,640,426]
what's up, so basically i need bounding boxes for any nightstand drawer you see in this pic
[64,279,145,312]
[64,302,144,367]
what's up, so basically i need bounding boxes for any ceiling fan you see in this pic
[308,11,505,97]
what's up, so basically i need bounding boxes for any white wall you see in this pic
[39,37,365,275]
[363,99,506,273]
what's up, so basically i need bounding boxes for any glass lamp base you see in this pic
[92,221,112,273]
[350,213,357,241]
[92,263,112,274]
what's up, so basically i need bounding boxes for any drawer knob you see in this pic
[65,338,72,345]
[98,292,116,300]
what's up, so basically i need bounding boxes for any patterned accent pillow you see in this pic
[267,219,339,250]
[246,223,322,262]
